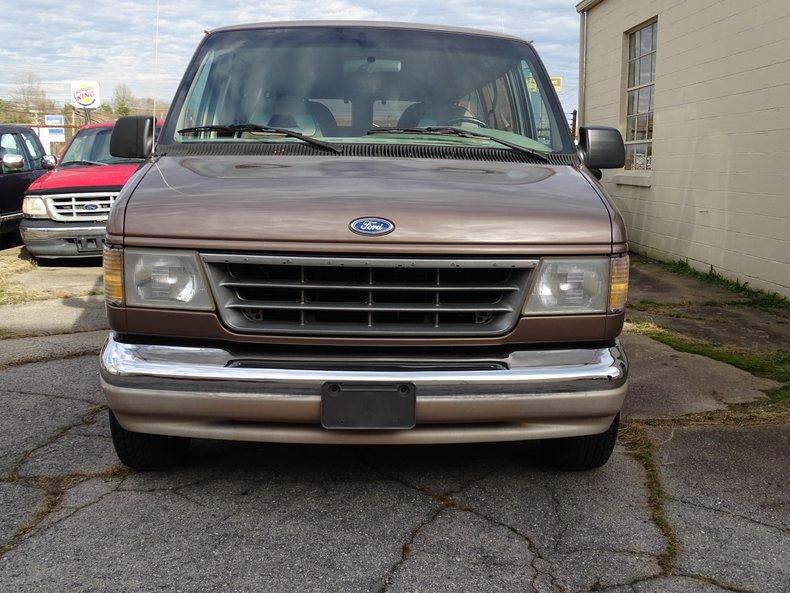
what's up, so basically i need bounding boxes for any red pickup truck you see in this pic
[20,122,148,258]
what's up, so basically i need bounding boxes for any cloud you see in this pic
[0,0,579,112]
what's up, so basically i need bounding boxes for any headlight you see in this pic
[123,248,214,310]
[524,257,610,315]
[22,196,48,218]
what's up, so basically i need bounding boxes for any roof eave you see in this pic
[576,0,606,12]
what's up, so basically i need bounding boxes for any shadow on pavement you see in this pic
[182,437,545,476]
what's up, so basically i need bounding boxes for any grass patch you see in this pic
[643,396,790,427]
[0,247,44,306]
[627,320,790,383]
[768,383,790,403]
[619,422,678,575]
[638,254,788,315]
[0,246,101,306]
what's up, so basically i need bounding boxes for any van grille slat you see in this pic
[202,254,535,337]
[219,279,521,292]
[226,301,514,313]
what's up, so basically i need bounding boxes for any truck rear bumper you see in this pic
[100,333,628,444]
[20,219,106,258]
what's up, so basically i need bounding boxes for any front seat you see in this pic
[249,98,319,136]
[307,101,339,136]
[397,102,469,128]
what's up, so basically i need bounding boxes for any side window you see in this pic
[179,51,215,130]
[521,61,557,149]
[0,133,30,172]
[478,75,516,132]
[457,90,485,122]
[624,21,657,170]
[21,131,44,169]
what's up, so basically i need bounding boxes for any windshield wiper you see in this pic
[60,160,109,167]
[177,124,341,154]
[367,127,550,163]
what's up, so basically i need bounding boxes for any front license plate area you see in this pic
[321,383,416,430]
[75,236,104,252]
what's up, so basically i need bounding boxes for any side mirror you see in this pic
[1,154,25,172]
[578,125,625,172]
[110,115,155,159]
[43,154,57,170]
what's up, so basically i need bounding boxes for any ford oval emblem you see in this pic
[83,203,100,211]
[349,217,395,236]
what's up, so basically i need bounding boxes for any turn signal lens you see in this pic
[609,255,629,313]
[103,246,124,306]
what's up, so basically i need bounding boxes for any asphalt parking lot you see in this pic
[0,247,787,593]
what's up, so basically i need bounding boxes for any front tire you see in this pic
[542,413,619,471]
[109,410,190,471]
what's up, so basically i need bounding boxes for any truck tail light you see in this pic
[103,246,124,306]
[609,255,629,313]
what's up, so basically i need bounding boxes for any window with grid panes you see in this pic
[625,21,656,170]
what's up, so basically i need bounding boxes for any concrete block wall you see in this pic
[581,0,790,296]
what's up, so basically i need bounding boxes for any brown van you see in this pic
[101,21,629,471]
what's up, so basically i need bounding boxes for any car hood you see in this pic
[121,155,613,247]
[28,163,141,193]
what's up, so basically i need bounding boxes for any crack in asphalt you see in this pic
[668,496,788,534]
[0,387,98,407]
[370,504,446,593]
[7,404,107,480]
[364,462,566,593]
[0,347,101,372]
[583,572,758,593]
[0,404,129,560]
[546,479,569,553]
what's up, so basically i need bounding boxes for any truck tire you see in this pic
[109,410,190,471]
[541,414,619,471]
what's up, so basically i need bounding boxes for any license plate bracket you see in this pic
[75,236,104,252]
[321,382,416,430]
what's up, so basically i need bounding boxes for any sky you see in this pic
[0,0,581,114]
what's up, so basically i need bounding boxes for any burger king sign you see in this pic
[70,81,101,110]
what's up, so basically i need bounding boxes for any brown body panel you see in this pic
[120,157,616,247]
[108,305,623,346]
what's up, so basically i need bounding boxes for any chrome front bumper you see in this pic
[20,219,106,257]
[100,333,628,444]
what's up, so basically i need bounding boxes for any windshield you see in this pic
[163,27,573,154]
[60,127,143,166]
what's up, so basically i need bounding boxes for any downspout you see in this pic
[578,10,588,131]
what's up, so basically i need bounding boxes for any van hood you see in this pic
[121,155,613,247]
[28,163,140,193]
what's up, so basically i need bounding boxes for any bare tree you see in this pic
[112,84,136,116]
[12,73,55,119]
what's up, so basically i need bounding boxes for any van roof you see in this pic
[208,21,530,44]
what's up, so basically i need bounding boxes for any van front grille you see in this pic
[201,254,537,337]
[45,192,118,222]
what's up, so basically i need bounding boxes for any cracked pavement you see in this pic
[0,254,788,592]
[0,350,787,592]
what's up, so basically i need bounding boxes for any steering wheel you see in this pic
[441,116,489,128]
